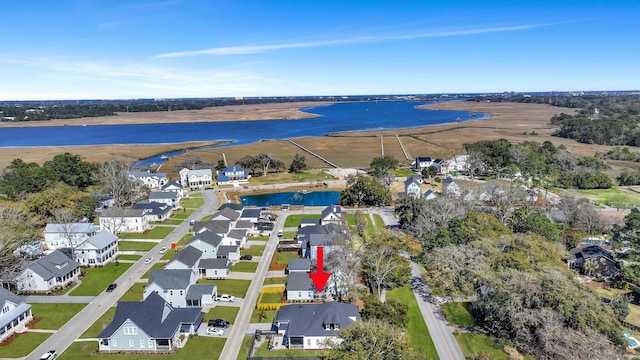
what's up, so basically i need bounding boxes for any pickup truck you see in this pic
[215,294,235,302]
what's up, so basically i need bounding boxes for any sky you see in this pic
[0,1,639,100]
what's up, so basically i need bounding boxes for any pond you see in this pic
[240,191,340,207]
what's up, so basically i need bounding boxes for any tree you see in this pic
[466,149,485,181]
[483,180,526,223]
[361,294,408,327]
[98,159,135,207]
[339,175,391,207]
[52,208,80,257]
[215,159,226,172]
[421,165,438,187]
[364,236,405,300]
[0,159,54,200]
[43,152,97,189]
[236,155,259,175]
[0,202,41,273]
[509,206,560,242]
[288,153,309,173]
[369,155,399,188]
[324,320,419,360]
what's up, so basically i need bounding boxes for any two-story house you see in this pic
[43,223,97,251]
[99,208,149,234]
[148,191,181,209]
[179,168,213,190]
[74,230,119,267]
[129,171,167,189]
[15,250,80,293]
[404,177,422,198]
[216,165,249,185]
[0,287,33,343]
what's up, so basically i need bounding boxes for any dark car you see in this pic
[106,283,117,292]
[240,254,253,260]
[208,318,230,328]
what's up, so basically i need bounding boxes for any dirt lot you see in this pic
[0,101,629,173]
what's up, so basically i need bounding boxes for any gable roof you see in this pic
[186,284,216,301]
[223,165,245,173]
[218,203,244,211]
[287,258,310,271]
[186,169,212,177]
[286,272,314,291]
[161,181,183,191]
[415,156,432,163]
[148,269,193,290]
[405,177,421,187]
[212,207,240,221]
[276,302,360,337]
[321,205,342,219]
[300,218,319,226]
[193,219,231,234]
[443,176,456,185]
[80,230,118,249]
[0,287,23,307]
[217,245,239,257]
[149,191,179,200]
[240,208,261,219]
[100,207,146,218]
[227,229,247,240]
[0,288,30,331]
[198,258,231,270]
[28,250,79,281]
[98,292,202,339]
[167,246,202,268]
[186,230,222,248]
[234,220,254,229]
[131,201,173,216]
[567,245,616,263]
[44,223,96,234]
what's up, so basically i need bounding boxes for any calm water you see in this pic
[240,191,340,207]
[0,101,486,148]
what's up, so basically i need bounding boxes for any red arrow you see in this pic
[309,246,331,292]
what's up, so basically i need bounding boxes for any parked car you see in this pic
[159,246,168,254]
[208,318,230,328]
[240,254,253,260]
[39,350,57,360]
[277,230,284,237]
[215,294,235,302]
[207,327,224,336]
[106,283,117,292]
[144,257,154,264]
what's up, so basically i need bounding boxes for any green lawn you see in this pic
[156,219,184,225]
[261,292,283,303]
[283,231,297,239]
[80,307,117,338]
[248,170,331,186]
[373,214,386,229]
[454,333,533,360]
[119,282,146,302]
[172,210,195,219]
[205,306,240,325]
[572,186,640,209]
[263,277,287,285]
[116,254,142,261]
[119,226,175,239]
[251,235,270,241]
[117,240,158,251]
[347,213,356,227]
[70,263,133,296]
[271,251,300,268]
[238,336,254,360]
[141,263,165,279]
[242,245,266,256]
[199,279,251,298]
[30,303,87,329]
[0,332,52,357]
[593,287,640,326]
[250,309,278,323]
[392,168,416,177]
[441,302,476,326]
[254,341,325,357]
[61,335,226,360]
[283,214,321,228]
[182,197,205,208]
[387,284,438,359]
[231,261,259,273]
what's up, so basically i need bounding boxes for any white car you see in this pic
[144,257,154,264]
[159,247,168,254]
[215,294,235,302]
[207,327,224,336]
[39,351,57,360]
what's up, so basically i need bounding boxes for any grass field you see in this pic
[182,197,205,208]
[70,263,133,296]
[386,284,438,359]
[80,307,117,338]
[441,302,476,326]
[0,332,52,357]
[271,251,300,269]
[30,303,87,329]
[119,282,146,302]
[251,235,270,241]
[263,277,288,285]
[570,186,640,209]
[238,336,253,360]
[261,292,283,303]
[231,261,259,273]
[253,341,325,357]
[250,309,278,323]
[205,306,240,325]
[117,240,158,251]
[455,333,509,360]
[242,245,266,256]
[141,263,165,279]
[283,214,321,228]
[116,254,142,261]
[373,214,386,229]
[119,226,175,239]
[247,170,332,186]
[199,279,252,298]
[592,287,640,326]
[172,210,196,219]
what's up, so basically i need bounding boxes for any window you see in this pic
[148,340,153,348]
[129,340,134,347]
[112,340,117,347]
[124,327,139,335]
[170,290,173,296]
[140,340,145,348]
[307,339,311,346]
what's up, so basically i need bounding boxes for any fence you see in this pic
[257,286,286,310]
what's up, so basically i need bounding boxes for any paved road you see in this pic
[409,261,465,360]
[21,190,218,360]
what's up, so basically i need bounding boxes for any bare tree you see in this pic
[0,203,40,274]
[52,208,81,256]
[365,244,401,300]
[483,180,527,223]
[466,149,485,181]
[98,159,135,207]
[325,229,366,302]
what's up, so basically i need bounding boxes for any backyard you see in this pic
[241,245,266,257]
[270,251,301,270]
[231,261,259,273]
[70,262,133,296]
[205,306,240,325]
[592,287,640,326]
[117,240,158,251]
[199,279,252,298]
[569,186,640,209]
[119,225,176,239]
[283,214,321,228]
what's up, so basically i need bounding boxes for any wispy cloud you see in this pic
[154,23,561,59]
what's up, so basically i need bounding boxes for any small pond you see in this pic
[240,191,340,207]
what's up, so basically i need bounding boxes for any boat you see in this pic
[301,190,313,194]
[160,154,169,160]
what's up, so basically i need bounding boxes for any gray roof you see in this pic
[234,220,253,229]
[100,207,145,218]
[212,207,240,221]
[149,191,179,200]
[193,219,231,234]
[218,203,244,211]
[131,201,173,216]
[300,218,319,226]
[227,229,247,240]
[240,209,261,219]
[161,181,182,190]
[199,258,231,270]
[405,177,421,186]
[148,269,193,290]
[321,205,342,219]
[186,284,216,300]
[29,250,79,281]
[287,258,310,272]
[186,169,212,177]
[0,287,24,307]
[276,302,360,337]
[186,230,222,248]
[217,245,239,257]
[286,272,314,291]
[98,292,203,339]
[443,176,455,185]
[44,223,96,234]
[82,230,117,249]
[0,288,30,331]
[168,246,202,268]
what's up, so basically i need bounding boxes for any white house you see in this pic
[320,205,343,225]
[164,246,202,275]
[217,165,249,185]
[286,272,315,301]
[131,201,173,222]
[99,208,149,234]
[274,302,360,350]
[0,287,33,343]
[198,258,231,279]
[179,168,213,189]
[43,223,97,251]
[412,156,433,172]
[74,230,118,267]
[216,245,240,261]
[15,250,80,293]
[184,230,223,260]
[160,181,187,199]
[129,171,167,189]
[404,177,422,198]
[148,191,181,209]
[442,176,461,197]
[144,269,196,308]
[423,189,437,200]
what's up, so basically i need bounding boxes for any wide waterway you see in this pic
[0,101,487,148]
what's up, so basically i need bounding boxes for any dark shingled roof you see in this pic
[148,269,193,290]
[216,245,239,257]
[199,258,230,270]
[185,284,216,301]
[186,230,222,248]
[276,302,360,337]
[193,219,231,235]
[218,203,244,211]
[287,258,310,272]
[167,246,202,268]
[286,272,314,291]
[212,207,240,221]
[240,208,261,219]
[98,292,203,339]
[29,250,79,281]
[132,201,172,216]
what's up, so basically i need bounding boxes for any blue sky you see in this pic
[1,1,638,100]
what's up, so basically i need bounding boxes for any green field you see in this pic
[592,287,640,326]
[248,170,331,186]
[283,214,321,228]
[441,302,476,326]
[263,277,287,285]
[250,309,278,323]
[70,262,133,296]
[119,282,146,301]
[0,331,52,357]
[262,292,283,303]
[242,245,266,256]
[571,186,640,209]
[387,284,438,359]
[271,251,300,268]
[373,214,386,229]
[205,306,240,325]
[182,197,205,208]
[80,307,117,338]
[30,303,87,329]
[119,225,175,239]
[117,240,158,251]
[116,254,142,261]
[199,279,251,298]
[231,261,259,273]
